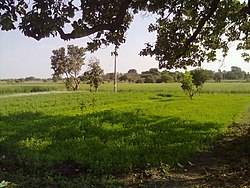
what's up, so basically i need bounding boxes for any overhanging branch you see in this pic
[57,0,133,41]
[240,0,250,15]
[176,0,220,59]
[57,24,114,40]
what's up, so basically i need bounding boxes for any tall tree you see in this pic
[51,45,86,91]
[84,58,104,92]
[1,0,249,68]
[230,66,245,79]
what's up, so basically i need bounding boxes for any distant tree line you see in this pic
[102,66,249,84]
[213,66,249,82]
[1,77,53,84]
[102,68,183,83]
[1,43,248,90]
[1,66,249,85]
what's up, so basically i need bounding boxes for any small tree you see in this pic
[126,69,140,83]
[190,69,209,94]
[51,45,86,91]
[181,72,195,100]
[214,71,223,82]
[84,58,104,92]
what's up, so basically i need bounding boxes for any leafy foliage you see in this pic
[0,0,133,50]
[140,0,250,69]
[190,69,210,94]
[83,58,104,92]
[181,72,195,99]
[50,45,86,91]
[214,71,224,82]
[224,66,245,80]
[0,0,249,68]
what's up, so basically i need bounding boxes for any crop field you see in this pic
[1,82,250,95]
[0,83,250,187]
[0,83,65,95]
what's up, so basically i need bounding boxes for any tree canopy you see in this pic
[1,0,249,68]
[51,44,86,90]
[181,72,195,100]
[190,69,210,94]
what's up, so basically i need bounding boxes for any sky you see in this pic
[0,13,249,79]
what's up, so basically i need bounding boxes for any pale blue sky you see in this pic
[0,13,249,79]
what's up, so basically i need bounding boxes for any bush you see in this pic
[181,72,195,100]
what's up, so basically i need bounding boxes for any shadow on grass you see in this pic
[148,93,179,102]
[0,110,222,186]
[134,123,250,188]
[187,123,250,187]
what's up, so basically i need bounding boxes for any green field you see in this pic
[0,83,250,187]
[1,82,250,95]
[0,83,65,95]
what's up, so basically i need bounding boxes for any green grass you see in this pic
[202,82,250,94]
[0,88,250,187]
[0,83,65,95]
[1,82,250,95]
[82,82,250,94]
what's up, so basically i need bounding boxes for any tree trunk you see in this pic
[73,78,80,91]
[95,86,99,92]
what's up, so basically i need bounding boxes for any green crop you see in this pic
[0,84,249,187]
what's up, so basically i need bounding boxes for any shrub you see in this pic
[181,72,195,100]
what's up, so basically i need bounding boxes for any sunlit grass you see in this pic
[0,83,65,95]
[81,82,250,94]
[1,82,250,95]
[0,86,250,186]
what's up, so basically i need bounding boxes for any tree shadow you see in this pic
[134,123,250,187]
[148,93,179,102]
[186,123,250,187]
[0,110,223,185]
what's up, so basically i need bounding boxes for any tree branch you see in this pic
[248,0,250,14]
[240,0,250,15]
[57,24,113,40]
[176,0,220,59]
[57,0,133,41]
[113,0,133,28]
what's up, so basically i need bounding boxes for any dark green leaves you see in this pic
[140,0,249,69]
[83,58,104,92]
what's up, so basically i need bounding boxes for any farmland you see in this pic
[0,82,250,187]
[1,82,250,95]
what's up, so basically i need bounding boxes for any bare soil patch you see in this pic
[126,123,250,187]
